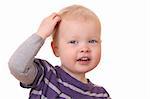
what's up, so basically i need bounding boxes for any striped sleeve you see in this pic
[20,58,54,89]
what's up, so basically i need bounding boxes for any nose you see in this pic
[80,46,90,53]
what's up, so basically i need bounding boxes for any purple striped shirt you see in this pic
[21,58,110,99]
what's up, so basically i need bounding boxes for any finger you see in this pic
[50,12,58,19]
[53,15,61,22]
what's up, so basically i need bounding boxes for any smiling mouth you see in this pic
[77,57,91,61]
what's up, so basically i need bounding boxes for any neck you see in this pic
[61,66,88,84]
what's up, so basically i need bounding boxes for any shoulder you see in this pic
[34,58,53,67]
[92,84,111,98]
[93,84,106,92]
[34,58,49,64]
[33,58,56,73]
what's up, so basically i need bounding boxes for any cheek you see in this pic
[96,51,101,61]
[60,52,76,68]
[93,47,101,62]
[59,47,76,62]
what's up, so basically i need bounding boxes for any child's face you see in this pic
[52,19,101,75]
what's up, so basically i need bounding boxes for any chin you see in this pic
[77,67,96,73]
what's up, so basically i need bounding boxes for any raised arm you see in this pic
[8,13,61,85]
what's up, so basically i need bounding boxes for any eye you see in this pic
[89,40,98,44]
[68,40,78,44]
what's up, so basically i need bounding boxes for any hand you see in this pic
[36,13,61,39]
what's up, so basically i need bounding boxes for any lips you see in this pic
[77,56,91,65]
[77,57,90,61]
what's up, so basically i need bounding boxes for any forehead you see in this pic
[58,19,100,38]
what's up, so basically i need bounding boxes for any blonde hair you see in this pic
[58,5,99,21]
[52,4,100,42]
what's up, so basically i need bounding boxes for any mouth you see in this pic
[77,57,91,62]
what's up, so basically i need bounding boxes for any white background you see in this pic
[0,0,149,99]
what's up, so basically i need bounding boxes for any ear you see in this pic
[51,41,59,57]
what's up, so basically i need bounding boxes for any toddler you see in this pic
[9,5,111,99]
